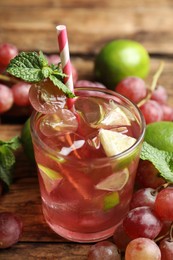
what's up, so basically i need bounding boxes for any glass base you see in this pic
[45,217,118,243]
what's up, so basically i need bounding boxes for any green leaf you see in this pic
[0,146,15,186]
[0,136,22,186]
[49,74,75,98]
[7,52,44,82]
[38,51,49,67]
[140,141,173,182]
[0,136,21,150]
[6,50,75,97]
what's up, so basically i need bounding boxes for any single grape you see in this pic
[11,81,31,106]
[154,187,173,221]
[0,84,14,113]
[0,43,18,66]
[136,160,165,189]
[130,188,157,209]
[158,221,172,237]
[88,241,121,260]
[115,76,147,104]
[161,104,173,121]
[113,223,131,251]
[75,80,106,89]
[151,85,168,104]
[125,237,161,260]
[29,79,67,114]
[140,100,163,124]
[47,54,61,65]
[0,212,23,248]
[123,206,163,239]
[159,238,173,260]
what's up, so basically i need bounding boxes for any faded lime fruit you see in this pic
[94,39,150,89]
[21,118,35,163]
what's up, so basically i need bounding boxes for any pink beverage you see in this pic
[30,86,145,242]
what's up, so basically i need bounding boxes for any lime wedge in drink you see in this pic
[101,106,131,126]
[38,164,62,193]
[99,129,136,157]
[103,191,119,211]
[95,168,129,191]
[38,164,62,180]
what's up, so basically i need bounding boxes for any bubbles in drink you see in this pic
[39,109,78,136]
[29,79,67,114]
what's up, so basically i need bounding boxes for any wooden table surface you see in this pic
[0,0,173,259]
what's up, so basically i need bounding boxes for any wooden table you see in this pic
[0,0,173,259]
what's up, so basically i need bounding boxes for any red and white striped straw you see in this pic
[56,25,74,93]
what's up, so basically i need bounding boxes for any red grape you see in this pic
[88,241,121,260]
[115,77,147,104]
[11,81,31,106]
[123,206,163,239]
[140,100,163,124]
[151,85,168,104]
[113,223,131,251]
[75,80,106,89]
[161,104,173,121]
[125,237,161,260]
[0,212,23,248]
[0,84,14,113]
[159,238,173,260]
[130,188,157,209]
[154,187,173,221]
[0,43,18,66]
[136,160,165,189]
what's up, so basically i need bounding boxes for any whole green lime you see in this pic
[21,118,35,163]
[94,39,150,89]
[144,121,173,152]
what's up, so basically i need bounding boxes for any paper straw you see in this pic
[56,25,74,93]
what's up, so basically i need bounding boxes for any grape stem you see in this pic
[137,61,164,107]
[0,74,19,83]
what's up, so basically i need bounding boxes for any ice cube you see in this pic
[40,109,78,136]
[75,97,104,125]
[29,81,67,114]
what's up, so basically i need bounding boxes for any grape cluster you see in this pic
[0,43,32,114]
[115,77,173,124]
[87,175,173,260]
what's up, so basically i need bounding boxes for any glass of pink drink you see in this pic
[30,86,145,243]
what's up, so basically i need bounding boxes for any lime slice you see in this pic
[103,192,119,211]
[38,164,62,180]
[38,164,62,193]
[99,129,136,157]
[96,168,129,191]
[102,106,131,126]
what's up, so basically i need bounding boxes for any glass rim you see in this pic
[30,86,146,163]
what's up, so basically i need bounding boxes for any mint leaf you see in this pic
[7,52,44,82]
[38,51,48,67]
[6,51,76,98]
[0,136,22,187]
[0,136,21,150]
[140,141,173,182]
[49,74,75,98]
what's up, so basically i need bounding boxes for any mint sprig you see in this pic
[140,141,173,182]
[0,136,21,187]
[6,51,75,98]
